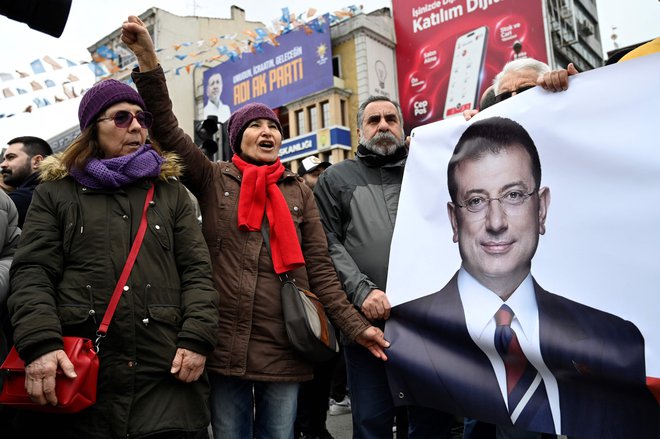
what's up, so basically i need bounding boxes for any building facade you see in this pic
[546,0,604,71]
[87,6,264,140]
[191,7,398,174]
[88,6,397,173]
[280,8,398,173]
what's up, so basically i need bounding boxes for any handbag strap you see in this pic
[260,223,291,283]
[95,183,155,347]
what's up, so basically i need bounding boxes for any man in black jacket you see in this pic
[1,136,52,228]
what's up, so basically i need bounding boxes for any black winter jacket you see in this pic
[8,153,219,438]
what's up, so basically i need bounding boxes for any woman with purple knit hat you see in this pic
[122,15,389,439]
[6,78,219,438]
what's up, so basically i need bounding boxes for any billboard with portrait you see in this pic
[392,0,549,130]
[202,15,333,117]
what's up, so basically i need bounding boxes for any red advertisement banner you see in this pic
[392,0,549,130]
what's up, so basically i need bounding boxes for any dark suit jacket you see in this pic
[385,273,659,438]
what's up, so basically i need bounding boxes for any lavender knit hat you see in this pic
[78,79,146,131]
[228,103,282,153]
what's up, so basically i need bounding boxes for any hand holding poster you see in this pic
[385,53,660,437]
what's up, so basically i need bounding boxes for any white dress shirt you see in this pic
[203,99,231,122]
[457,267,561,433]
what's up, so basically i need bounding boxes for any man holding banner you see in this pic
[385,117,659,438]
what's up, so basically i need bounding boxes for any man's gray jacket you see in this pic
[314,149,406,311]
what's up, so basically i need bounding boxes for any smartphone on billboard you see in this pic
[443,26,488,118]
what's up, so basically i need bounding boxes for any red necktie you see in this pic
[494,304,555,433]
[495,305,527,394]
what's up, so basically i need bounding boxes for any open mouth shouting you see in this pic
[258,140,275,151]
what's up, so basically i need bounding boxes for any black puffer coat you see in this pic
[7,153,219,438]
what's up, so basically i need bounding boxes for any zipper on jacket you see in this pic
[86,284,97,324]
[142,284,151,326]
[75,184,85,235]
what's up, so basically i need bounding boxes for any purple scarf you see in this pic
[71,144,164,189]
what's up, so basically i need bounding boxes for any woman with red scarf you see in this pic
[122,16,389,439]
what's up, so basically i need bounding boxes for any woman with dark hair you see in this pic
[122,15,389,439]
[7,79,219,438]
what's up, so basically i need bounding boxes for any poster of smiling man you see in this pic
[384,53,660,438]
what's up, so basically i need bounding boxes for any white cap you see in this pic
[299,156,331,176]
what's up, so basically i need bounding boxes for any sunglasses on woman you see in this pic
[493,85,536,103]
[97,110,154,129]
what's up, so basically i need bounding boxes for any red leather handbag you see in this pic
[0,337,99,412]
[0,183,154,413]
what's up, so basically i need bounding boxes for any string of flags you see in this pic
[0,5,362,118]
[90,5,362,77]
[0,56,96,118]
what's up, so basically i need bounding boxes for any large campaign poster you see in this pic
[392,0,549,130]
[202,15,333,119]
[384,54,660,437]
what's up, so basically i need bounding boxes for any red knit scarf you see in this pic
[232,155,305,274]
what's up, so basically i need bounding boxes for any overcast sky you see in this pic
[0,0,657,71]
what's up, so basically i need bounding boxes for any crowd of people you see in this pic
[0,10,656,439]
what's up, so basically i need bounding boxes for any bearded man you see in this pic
[1,136,52,228]
[314,96,455,438]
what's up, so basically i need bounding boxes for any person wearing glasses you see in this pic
[492,58,578,104]
[463,59,578,120]
[7,78,220,438]
[121,16,389,439]
[385,117,659,439]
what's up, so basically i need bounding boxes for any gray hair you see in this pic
[493,58,551,94]
[356,95,405,134]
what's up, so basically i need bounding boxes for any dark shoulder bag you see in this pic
[261,226,339,362]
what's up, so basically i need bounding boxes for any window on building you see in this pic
[117,52,136,69]
[280,109,290,140]
[308,105,318,132]
[295,109,305,135]
[332,56,341,78]
[340,99,347,126]
[320,101,330,128]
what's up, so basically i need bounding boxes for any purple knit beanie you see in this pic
[78,79,146,131]
[228,103,282,152]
